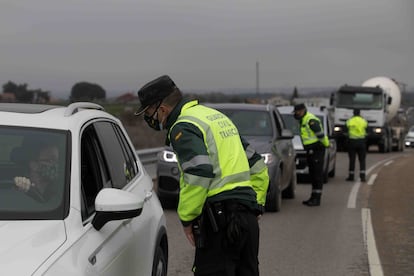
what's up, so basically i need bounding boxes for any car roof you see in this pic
[206,102,274,112]
[277,105,328,116]
[0,102,113,130]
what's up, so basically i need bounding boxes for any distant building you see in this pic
[292,97,331,108]
[0,92,16,103]
[116,92,138,104]
[267,96,290,106]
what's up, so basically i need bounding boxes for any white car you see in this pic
[404,125,414,147]
[0,102,168,276]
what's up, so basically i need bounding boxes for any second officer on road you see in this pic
[293,103,330,207]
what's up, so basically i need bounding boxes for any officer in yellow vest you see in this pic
[345,108,368,182]
[135,75,269,276]
[293,103,330,206]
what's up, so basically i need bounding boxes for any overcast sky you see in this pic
[1,0,413,97]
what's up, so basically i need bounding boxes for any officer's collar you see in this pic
[165,98,198,145]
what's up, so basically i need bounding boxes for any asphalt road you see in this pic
[154,148,414,276]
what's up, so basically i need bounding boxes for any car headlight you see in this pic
[334,126,342,132]
[261,153,274,164]
[374,128,382,134]
[160,150,177,162]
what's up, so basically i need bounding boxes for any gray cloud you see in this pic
[0,0,413,96]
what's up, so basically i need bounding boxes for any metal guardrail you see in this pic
[136,147,164,180]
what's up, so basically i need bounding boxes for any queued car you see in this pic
[157,103,297,212]
[277,105,337,183]
[0,102,168,276]
[404,125,414,147]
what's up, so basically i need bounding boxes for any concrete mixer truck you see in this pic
[332,76,407,152]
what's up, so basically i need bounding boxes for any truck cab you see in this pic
[332,76,404,153]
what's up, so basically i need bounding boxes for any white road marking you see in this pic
[347,156,398,208]
[348,156,398,276]
[367,174,377,186]
[365,156,396,176]
[347,181,360,208]
[362,208,384,276]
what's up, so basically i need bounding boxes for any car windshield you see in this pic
[281,113,323,136]
[218,109,273,136]
[0,126,69,220]
[336,91,383,109]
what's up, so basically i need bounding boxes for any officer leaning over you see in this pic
[293,103,330,207]
[135,75,269,276]
[345,108,368,182]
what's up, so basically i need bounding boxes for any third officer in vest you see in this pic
[293,103,330,206]
[345,108,368,182]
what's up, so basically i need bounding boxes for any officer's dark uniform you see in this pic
[346,109,368,182]
[293,104,330,207]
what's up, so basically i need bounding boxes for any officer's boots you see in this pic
[360,173,366,182]
[346,171,354,182]
[302,193,321,207]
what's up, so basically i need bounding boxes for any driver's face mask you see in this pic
[38,162,58,181]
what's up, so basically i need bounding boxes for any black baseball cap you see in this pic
[292,103,306,113]
[135,75,177,116]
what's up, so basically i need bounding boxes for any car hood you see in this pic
[406,132,414,138]
[0,220,66,274]
[243,136,274,153]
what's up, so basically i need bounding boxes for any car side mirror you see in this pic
[280,129,294,140]
[92,188,144,230]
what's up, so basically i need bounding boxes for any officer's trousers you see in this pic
[192,202,259,276]
[347,138,366,173]
[305,144,326,192]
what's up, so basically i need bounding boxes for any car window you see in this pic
[80,121,140,221]
[0,126,68,220]
[81,125,107,220]
[219,109,273,136]
[272,110,283,137]
[281,114,300,135]
[93,121,139,188]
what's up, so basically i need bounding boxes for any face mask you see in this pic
[38,162,58,181]
[144,102,164,131]
[144,114,161,131]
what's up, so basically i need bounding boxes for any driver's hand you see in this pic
[14,176,32,192]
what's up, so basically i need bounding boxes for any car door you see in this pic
[271,109,295,187]
[51,120,155,276]
[82,120,157,276]
[80,122,137,276]
[325,113,337,173]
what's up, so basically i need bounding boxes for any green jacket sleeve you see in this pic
[170,122,213,225]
